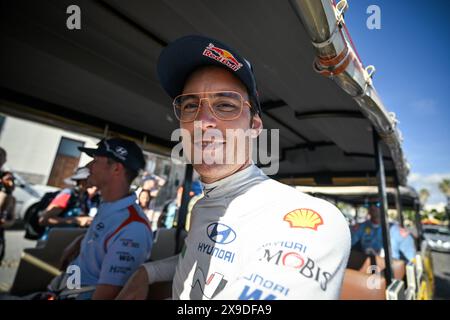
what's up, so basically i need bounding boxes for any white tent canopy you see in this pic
[0,0,409,186]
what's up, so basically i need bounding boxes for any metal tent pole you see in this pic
[372,128,394,286]
[414,200,423,249]
[395,182,404,227]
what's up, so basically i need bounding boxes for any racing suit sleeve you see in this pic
[213,204,351,300]
[49,189,72,209]
[97,223,152,287]
[143,254,179,285]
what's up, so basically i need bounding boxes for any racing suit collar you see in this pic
[98,193,137,214]
[201,164,263,199]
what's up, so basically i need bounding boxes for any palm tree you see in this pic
[419,188,430,206]
[438,179,450,203]
[438,179,450,221]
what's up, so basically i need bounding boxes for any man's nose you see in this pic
[86,160,94,169]
[196,98,217,129]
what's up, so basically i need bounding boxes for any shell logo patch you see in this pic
[283,208,324,231]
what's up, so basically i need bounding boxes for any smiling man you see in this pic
[117,35,350,300]
[52,138,153,300]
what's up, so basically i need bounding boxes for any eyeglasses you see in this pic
[364,202,381,208]
[172,91,251,122]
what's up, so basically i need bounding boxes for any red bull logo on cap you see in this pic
[203,43,243,72]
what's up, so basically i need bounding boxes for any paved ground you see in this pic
[0,230,36,292]
[1,230,449,299]
[431,251,450,300]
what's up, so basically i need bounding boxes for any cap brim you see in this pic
[78,146,106,158]
[78,147,112,158]
[69,173,89,180]
[63,178,76,186]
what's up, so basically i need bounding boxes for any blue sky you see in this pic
[344,0,450,206]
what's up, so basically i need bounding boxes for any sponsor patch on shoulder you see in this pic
[283,208,323,231]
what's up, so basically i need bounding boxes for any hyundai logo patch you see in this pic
[207,222,236,244]
[115,146,128,157]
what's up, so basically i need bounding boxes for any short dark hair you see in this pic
[106,158,138,185]
[139,189,152,198]
[249,104,258,117]
[0,171,13,179]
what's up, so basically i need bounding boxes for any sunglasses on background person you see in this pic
[364,202,381,208]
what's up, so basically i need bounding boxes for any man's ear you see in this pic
[250,115,263,138]
[112,161,125,177]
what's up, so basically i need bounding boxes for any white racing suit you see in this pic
[144,164,351,299]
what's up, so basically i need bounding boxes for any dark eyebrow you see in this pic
[211,92,238,99]
[178,94,199,102]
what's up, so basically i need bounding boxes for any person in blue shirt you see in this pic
[351,200,416,262]
[158,179,203,229]
[351,201,383,255]
[55,138,153,300]
[389,222,416,262]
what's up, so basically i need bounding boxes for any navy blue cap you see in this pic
[157,35,261,114]
[78,138,146,172]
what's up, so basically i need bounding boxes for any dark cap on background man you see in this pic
[63,166,90,186]
[70,166,90,180]
[78,138,146,172]
[157,34,261,114]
